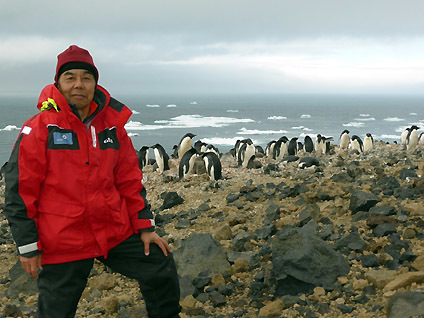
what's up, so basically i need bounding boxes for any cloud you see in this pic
[1,1,424,95]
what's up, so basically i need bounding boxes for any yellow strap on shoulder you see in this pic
[41,98,60,112]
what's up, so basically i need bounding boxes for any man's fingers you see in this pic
[20,255,42,279]
[144,243,150,256]
[158,238,168,257]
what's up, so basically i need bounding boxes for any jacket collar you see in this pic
[37,84,132,127]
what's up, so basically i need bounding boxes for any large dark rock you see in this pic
[387,291,424,318]
[173,233,231,280]
[159,191,184,210]
[349,191,381,213]
[7,261,38,298]
[271,227,350,296]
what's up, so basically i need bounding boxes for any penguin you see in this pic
[281,155,299,163]
[137,146,150,170]
[178,148,198,180]
[350,135,363,153]
[178,133,196,159]
[314,134,322,153]
[298,157,320,169]
[234,139,243,158]
[406,125,420,152]
[171,145,179,159]
[151,144,170,173]
[265,140,277,159]
[316,135,332,155]
[288,137,299,156]
[246,155,258,169]
[205,144,220,157]
[322,136,333,155]
[273,136,289,160]
[339,130,350,150]
[400,127,411,145]
[297,142,303,153]
[303,135,314,153]
[419,132,424,145]
[255,145,265,155]
[202,151,222,181]
[238,139,255,168]
[194,140,208,153]
[363,133,374,152]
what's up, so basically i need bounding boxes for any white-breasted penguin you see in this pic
[171,145,179,159]
[151,144,170,173]
[205,144,220,157]
[363,133,374,152]
[273,136,289,160]
[265,140,277,159]
[194,140,208,153]
[137,146,150,170]
[178,148,198,180]
[303,135,314,153]
[237,139,255,168]
[298,157,320,169]
[406,125,420,151]
[350,135,363,153]
[339,130,350,150]
[315,134,326,154]
[178,133,196,159]
[419,132,424,145]
[202,151,222,181]
[288,137,299,156]
[400,127,411,145]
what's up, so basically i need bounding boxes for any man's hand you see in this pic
[20,255,42,279]
[140,231,171,257]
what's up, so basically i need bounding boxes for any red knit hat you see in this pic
[55,45,99,84]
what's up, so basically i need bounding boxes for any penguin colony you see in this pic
[135,125,422,181]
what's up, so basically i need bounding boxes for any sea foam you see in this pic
[384,117,405,122]
[0,125,20,131]
[237,127,288,135]
[268,116,287,120]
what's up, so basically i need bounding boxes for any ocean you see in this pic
[1,93,424,165]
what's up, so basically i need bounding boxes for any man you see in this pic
[4,45,181,318]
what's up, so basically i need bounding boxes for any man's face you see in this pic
[57,69,96,110]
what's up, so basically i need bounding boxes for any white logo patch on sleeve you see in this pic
[22,126,32,135]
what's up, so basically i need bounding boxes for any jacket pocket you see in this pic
[37,200,86,254]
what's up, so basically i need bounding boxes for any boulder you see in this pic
[349,191,381,213]
[387,291,424,318]
[271,226,350,296]
[173,233,231,280]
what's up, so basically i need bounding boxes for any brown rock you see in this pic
[231,258,249,274]
[383,271,424,292]
[401,202,424,216]
[89,273,116,291]
[258,299,285,317]
[365,269,398,289]
[211,273,225,286]
[412,255,424,271]
[213,223,233,241]
[100,295,119,314]
[180,295,201,315]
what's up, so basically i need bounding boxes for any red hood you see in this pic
[36,84,132,127]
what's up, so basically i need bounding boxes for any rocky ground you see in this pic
[0,141,424,318]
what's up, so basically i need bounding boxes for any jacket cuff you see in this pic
[131,218,155,233]
[18,241,40,255]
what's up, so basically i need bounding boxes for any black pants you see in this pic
[37,234,181,318]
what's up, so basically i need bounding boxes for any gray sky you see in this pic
[1,0,424,96]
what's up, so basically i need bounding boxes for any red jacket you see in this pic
[4,84,154,264]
